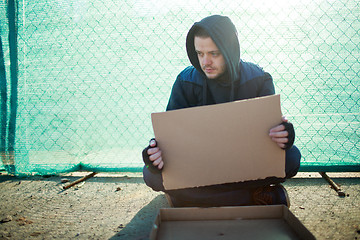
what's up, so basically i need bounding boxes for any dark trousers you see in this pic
[143,145,301,207]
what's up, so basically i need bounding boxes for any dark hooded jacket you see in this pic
[166,15,275,111]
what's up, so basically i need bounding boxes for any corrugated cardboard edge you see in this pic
[149,205,316,240]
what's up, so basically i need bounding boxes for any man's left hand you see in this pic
[269,116,290,149]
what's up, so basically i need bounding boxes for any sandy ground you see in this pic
[0,171,359,240]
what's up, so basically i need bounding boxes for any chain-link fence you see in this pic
[0,0,359,175]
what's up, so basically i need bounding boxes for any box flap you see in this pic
[157,219,300,240]
[159,205,284,221]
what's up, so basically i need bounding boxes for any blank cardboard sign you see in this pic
[151,95,285,190]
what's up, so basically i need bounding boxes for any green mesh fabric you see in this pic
[0,0,359,175]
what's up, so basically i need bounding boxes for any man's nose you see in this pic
[202,54,212,66]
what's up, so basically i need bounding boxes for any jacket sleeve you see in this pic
[257,72,275,97]
[166,76,191,111]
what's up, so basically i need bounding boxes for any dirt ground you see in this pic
[0,171,359,240]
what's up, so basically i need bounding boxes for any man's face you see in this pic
[194,36,226,79]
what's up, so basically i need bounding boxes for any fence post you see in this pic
[0,33,8,170]
[6,0,18,174]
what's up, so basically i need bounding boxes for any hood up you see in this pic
[186,15,241,86]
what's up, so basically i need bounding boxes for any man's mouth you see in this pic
[204,68,215,73]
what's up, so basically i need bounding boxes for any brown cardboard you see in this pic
[150,205,316,240]
[151,95,285,190]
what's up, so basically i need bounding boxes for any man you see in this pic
[142,15,301,207]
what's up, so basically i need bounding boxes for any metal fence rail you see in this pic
[0,0,359,175]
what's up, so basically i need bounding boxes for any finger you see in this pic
[277,143,286,148]
[282,116,288,123]
[149,150,162,161]
[269,124,285,133]
[272,137,289,143]
[269,130,288,138]
[149,139,157,147]
[152,156,163,167]
[157,161,164,169]
[147,147,158,155]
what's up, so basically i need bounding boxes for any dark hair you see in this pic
[193,27,210,38]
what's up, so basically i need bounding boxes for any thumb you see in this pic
[149,138,157,147]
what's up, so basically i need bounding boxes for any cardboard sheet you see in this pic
[151,95,285,190]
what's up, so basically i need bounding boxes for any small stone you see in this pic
[74,182,85,189]
[61,178,70,183]
[30,232,42,237]
[115,187,122,192]
[16,217,33,225]
[0,215,12,223]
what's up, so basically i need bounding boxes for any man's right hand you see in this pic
[147,139,164,170]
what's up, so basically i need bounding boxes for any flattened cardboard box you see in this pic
[151,95,285,190]
[150,205,316,240]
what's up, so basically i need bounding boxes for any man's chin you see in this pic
[205,73,219,79]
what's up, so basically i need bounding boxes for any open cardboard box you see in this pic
[150,205,316,240]
[150,95,313,239]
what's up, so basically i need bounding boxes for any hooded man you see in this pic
[142,15,301,207]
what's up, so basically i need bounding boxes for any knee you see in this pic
[285,145,301,178]
[142,166,165,192]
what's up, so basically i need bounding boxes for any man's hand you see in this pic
[269,116,290,149]
[147,139,164,170]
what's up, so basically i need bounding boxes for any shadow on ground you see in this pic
[111,195,169,240]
